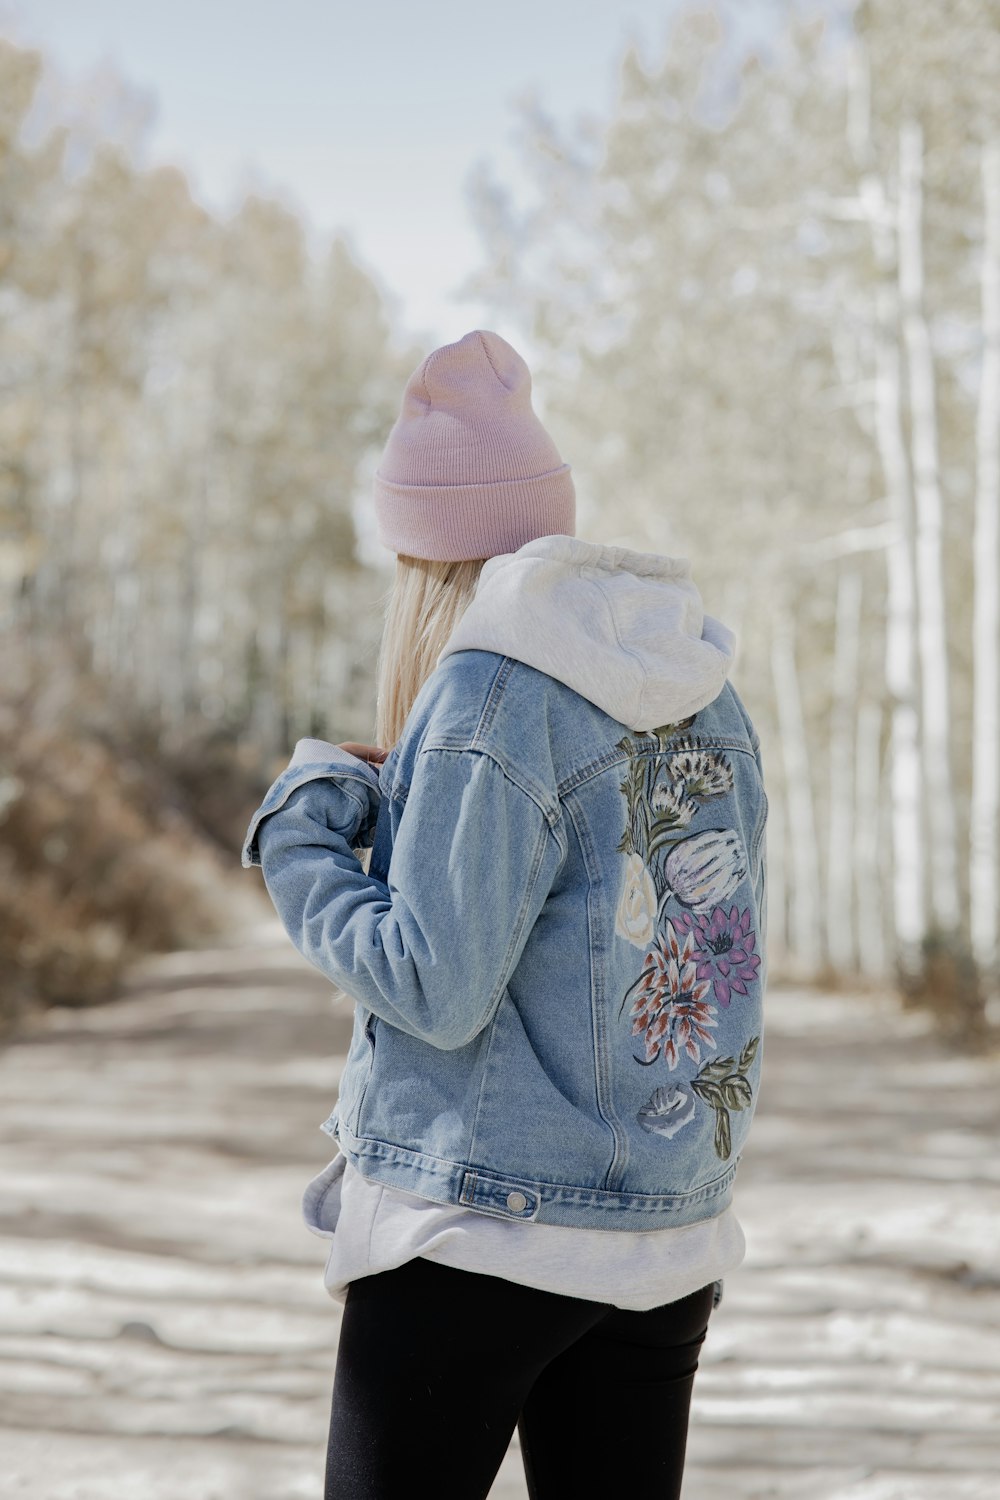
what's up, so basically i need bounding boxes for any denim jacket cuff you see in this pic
[241,738,382,869]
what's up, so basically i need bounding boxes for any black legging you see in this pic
[324,1254,718,1499]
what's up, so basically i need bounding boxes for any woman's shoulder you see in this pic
[393,648,544,778]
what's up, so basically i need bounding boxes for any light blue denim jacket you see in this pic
[242,535,768,1231]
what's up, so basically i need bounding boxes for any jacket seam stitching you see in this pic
[415,742,561,833]
[561,792,629,1187]
[466,988,502,1167]
[473,653,515,742]
[557,741,757,799]
[457,811,552,1049]
[339,1132,741,1205]
[750,774,769,868]
[384,655,510,806]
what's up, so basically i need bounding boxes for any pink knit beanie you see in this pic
[372,329,576,562]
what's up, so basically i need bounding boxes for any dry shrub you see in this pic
[897,927,988,1051]
[0,628,242,1031]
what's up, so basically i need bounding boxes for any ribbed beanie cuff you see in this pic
[372,330,576,561]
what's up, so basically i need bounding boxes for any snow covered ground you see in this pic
[1,917,999,1499]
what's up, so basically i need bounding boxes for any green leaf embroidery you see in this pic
[696,1056,735,1081]
[721,1076,753,1109]
[616,722,739,879]
[691,1035,760,1161]
[738,1036,760,1071]
[690,1078,726,1109]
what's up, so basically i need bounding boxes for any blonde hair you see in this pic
[374,553,487,752]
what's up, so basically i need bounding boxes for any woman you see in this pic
[242,330,768,1500]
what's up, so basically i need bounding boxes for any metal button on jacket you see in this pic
[506,1191,527,1212]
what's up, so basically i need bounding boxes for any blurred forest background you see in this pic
[2,0,999,1043]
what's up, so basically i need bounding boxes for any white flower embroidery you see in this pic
[615,851,658,949]
[638,1083,697,1138]
[663,828,746,911]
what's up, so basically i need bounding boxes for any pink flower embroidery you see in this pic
[672,903,761,1007]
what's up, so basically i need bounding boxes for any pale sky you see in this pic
[0,0,845,358]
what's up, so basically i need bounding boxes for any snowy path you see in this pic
[2,916,999,1499]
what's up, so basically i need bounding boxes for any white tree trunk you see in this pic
[877,297,925,981]
[827,566,862,973]
[765,740,788,970]
[854,696,887,978]
[771,601,823,976]
[897,115,962,938]
[971,136,1000,985]
[844,42,926,981]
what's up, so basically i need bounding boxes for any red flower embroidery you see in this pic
[620,919,717,1070]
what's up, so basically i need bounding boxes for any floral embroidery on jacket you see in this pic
[672,904,761,1007]
[615,852,658,948]
[619,917,717,1070]
[616,720,762,1160]
[689,1037,759,1160]
[637,1081,696,1138]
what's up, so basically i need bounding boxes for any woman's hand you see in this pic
[337,741,389,767]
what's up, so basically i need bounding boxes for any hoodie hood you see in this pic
[436,534,737,733]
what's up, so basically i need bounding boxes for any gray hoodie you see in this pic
[436,533,738,730]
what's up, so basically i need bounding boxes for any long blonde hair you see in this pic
[374,553,487,752]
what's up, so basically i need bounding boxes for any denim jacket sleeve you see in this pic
[241,739,383,867]
[241,740,563,1051]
